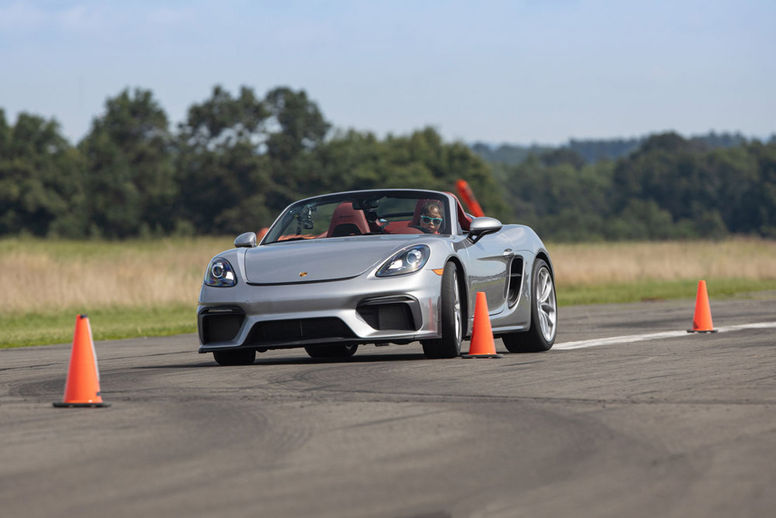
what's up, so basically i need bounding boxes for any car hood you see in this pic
[243,235,426,284]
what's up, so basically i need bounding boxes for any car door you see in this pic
[459,231,512,316]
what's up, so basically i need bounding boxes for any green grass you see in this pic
[0,304,196,349]
[3,278,775,349]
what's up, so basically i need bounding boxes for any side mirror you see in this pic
[234,232,257,248]
[468,217,502,242]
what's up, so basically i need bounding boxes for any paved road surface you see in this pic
[1,295,775,518]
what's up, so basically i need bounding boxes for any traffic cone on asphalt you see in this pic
[687,280,717,333]
[53,315,110,408]
[462,292,502,358]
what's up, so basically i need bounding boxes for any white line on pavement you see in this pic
[554,321,776,351]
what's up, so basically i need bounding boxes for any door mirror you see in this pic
[468,217,502,242]
[234,232,257,248]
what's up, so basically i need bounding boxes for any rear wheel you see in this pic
[213,348,256,366]
[503,258,557,353]
[422,262,463,358]
[304,343,358,359]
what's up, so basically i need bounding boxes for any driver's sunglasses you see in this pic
[421,215,443,225]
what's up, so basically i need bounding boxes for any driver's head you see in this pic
[419,201,443,233]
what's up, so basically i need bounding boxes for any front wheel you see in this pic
[213,348,256,366]
[422,262,463,358]
[304,343,358,359]
[503,258,557,353]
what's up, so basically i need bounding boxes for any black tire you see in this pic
[213,348,256,366]
[503,258,557,353]
[422,262,463,358]
[304,343,358,359]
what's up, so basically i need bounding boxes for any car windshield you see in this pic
[263,191,451,244]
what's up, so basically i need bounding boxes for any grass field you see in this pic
[549,239,776,304]
[2,236,775,348]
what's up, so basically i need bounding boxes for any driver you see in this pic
[418,201,444,234]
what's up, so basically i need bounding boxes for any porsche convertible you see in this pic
[198,188,557,365]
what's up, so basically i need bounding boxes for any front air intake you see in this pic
[507,257,524,307]
[357,295,421,331]
[199,306,245,344]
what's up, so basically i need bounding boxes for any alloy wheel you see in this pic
[536,266,557,342]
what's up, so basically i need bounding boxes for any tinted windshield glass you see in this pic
[263,191,450,244]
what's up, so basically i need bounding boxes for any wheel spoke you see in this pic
[540,273,552,301]
[542,312,553,337]
[539,312,547,334]
[452,270,461,344]
[535,266,556,341]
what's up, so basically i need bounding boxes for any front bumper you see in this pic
[197,269,443,352]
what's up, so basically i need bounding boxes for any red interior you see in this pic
[326,196,472,237]
[327,202,370,237]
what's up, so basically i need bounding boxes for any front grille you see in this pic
[246,317,355,345]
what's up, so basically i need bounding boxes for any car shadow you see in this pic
[255,352,430,366]
[134,351,432,369]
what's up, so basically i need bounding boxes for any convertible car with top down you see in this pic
[198,188,557,365]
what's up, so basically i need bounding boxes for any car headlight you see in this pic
[376,245,430,277]
[204,257,237,287]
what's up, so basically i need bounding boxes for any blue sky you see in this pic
[1,0,774,145]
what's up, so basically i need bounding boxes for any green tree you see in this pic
[611,132,731,238]
[0,109,8,152]
[264,87,330,162]
[79,88,176,237]
[306,129,384,192]
[313,127,507,220]
[177,85,274,233]
[606,199,689,240]
[263,87,332,213]
[0,110,86,237]
[748,141,776,236]
[502,154,613,240]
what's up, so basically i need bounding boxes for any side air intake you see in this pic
[507,257,524,307]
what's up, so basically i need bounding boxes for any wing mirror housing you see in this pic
[234,232,257,248]
[468,217,502,243]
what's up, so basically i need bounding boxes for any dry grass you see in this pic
[1,237,232,314]
[548,238,776,286]
[3,237,775,315]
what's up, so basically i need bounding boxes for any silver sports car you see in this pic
[198,189,557,365]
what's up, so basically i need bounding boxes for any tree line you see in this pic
[494,133,776,240]
[1,85,775,241]
[0,86,503,238]
[472,131,763,166]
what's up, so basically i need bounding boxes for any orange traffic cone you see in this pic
[456,179,485,217]
[462,292,502,358]
[53,315,110,407]
[687,280,717,333]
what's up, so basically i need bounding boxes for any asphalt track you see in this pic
[1,294,775,518]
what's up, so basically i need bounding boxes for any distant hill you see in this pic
[471,131,771,165]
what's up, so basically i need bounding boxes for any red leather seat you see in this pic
[327,203,371,237]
